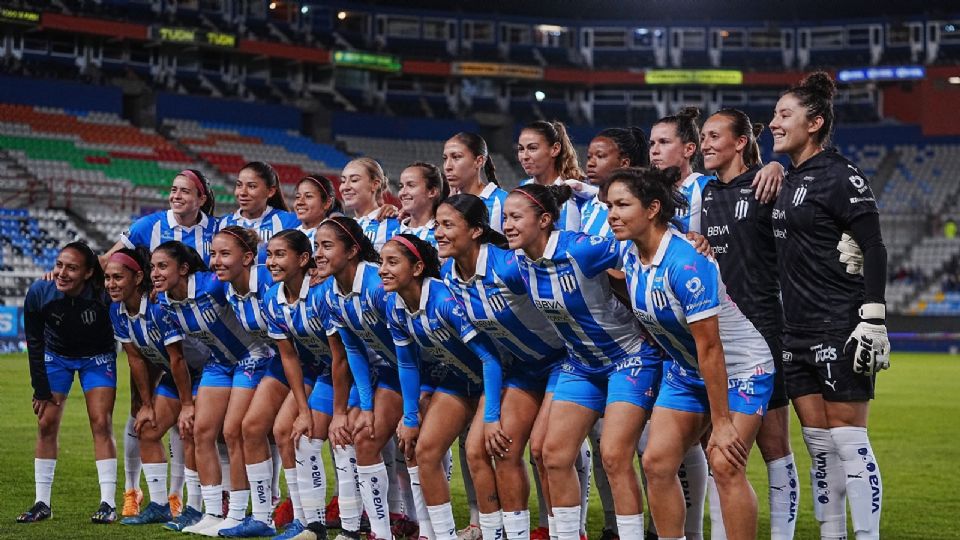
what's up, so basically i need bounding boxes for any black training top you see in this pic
[701,165,783,339]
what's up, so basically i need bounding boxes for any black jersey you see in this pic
[772,148,879,332]
[701,165,783,338]
[23,280,115,399]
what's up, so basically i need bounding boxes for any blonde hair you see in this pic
[345,157,388,200]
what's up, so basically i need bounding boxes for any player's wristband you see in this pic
[858,303,885,324]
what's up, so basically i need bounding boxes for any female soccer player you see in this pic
[580,127,649,237]
[398,162,449,244]
[443,132,509,232]
[770,72,887,540]
[606,166,775,540]
[517,120,590,232]
[104,247,202,526]
[294,175,343,248]
[436,194,568,540]
[340,157,401,250]
[315,216,409,540]
[151,240,275,536]
[700,108,799,539]
[383,234,502,540]
[503,184,660,540]
[219,161,301,258]
[19,241,119,525]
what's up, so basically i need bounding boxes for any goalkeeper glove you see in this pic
[846,303,890,375]
[837,232,864,276]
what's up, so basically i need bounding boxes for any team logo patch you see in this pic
[487,292,507,312]
[792,185,808,207]
[651,289,669,310]
[80,308,97,325]
[362,310,380,326]
[201,307,218,325]
[735,198,750,220]
[148,328,162,344]
[782,351,793,363]
[558,272,577,293]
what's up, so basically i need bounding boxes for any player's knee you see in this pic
[464,439,488,470]
[641,449,675,484]
[241,413,268,442]
[222,419,243,446]
[414,437,444,465]
[542,438,575,473]
[88,413,113,440]
[193,421,218,446]
[600,439,634,476]
[272,422,292,448]
[707,451,742,485]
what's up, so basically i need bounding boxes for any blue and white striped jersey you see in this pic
[442,244,566,370]
[218,206,300,263]
[356,207,401,251]
[264,277,334,376]
[515,230,646,373]
[479,183,509,233]
[226,264,275,343]
[297,225,318,254]
[158,272,274,365]
[579,195,612,238]
[676,173,714,234]
[520,177,591,232]
[111,294,183,369]
[623,229,774,378]
[121,210,217,263]
[399,218,437,247]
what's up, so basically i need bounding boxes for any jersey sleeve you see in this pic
[264,297,290,341]
[823,161,879,227]
[386,296,413,347]
[280,211,302,230]
[23,281,52,400]
[339,327,374,411]
[466,334,505,423]
[667,251,721,324]
[109,305,131,343]
[439,293,478,343]
[120,214,154,249]
[397,342,422,427]
[570,233,622,277]
[153,304,185,346]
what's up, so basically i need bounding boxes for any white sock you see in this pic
[246,459,274,522]
[832,427,881,540]
[296,436,326,526]
[680,444,708,538]
[143,462,168,505]
[615,514,643,539]
[553,506,581,540]
[548,515,557,540]
[479,510,504,540]
[185,468,202,511]
[357,462,391,539]
[123,415,141,492]
[767,454,800,540]
[201,484,224,517]
[459,437,480,525]
[218,442,232,492]
[34,458,56,505]
[95,458,117,506]
[427,502,458,540]
[802,427,847,539]
[285,467,306,523]
[328,441,339,497]
[228,489,249,520]
[333,445,362,531]
[706,472,726,539]
[443,448,453,482]
[408,466,435,538]
[575,441,591,534]
[502,509,530,540]
[168,427,185,498]
[397,449,416,521]
[270,444,281,502]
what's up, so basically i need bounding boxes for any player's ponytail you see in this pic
[607,166,687,227]
[450,132,500,186]
[389,234,441,281]
[441,194,509,249]
[523,120,586,180]
[710,108,765,168]
[62,240,104,294]
[785,71,837,145]
[154,241,209,274]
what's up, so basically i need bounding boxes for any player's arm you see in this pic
[276,338,311,440]
[847,212,890,375]
[23,284,53,403]
[124,342,157,433]
[327,332,354,446]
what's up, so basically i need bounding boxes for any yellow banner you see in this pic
[452,62,544,80]
[645,69,743,85]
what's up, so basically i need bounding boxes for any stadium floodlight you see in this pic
[535,91,546,101]
[301,6,308,14]
[338,11,347,20]
[269,2,277,9]
[949,77,960,85]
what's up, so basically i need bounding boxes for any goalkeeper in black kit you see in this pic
[770,71,888,540]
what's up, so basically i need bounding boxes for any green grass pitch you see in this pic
[0,352,956,539]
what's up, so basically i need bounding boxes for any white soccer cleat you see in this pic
[182,513,223,535]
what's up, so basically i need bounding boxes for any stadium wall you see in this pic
[155,93,301,130]
[331,111,478,140]
[0,75,121,114]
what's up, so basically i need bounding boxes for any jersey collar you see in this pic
[119,294,149,319]
[334,261,370,299]
[650,229,676,267]
[166,209,210,231]
[540,230,561,261]
[169,274,199,305]
[360,206,382,223]
[232,206,274,225]
[395,277,434,315]
[479,183,498,199]
[401,217,436,232]
[278,275,311,306]
[228,265,259,300]
[450,244,489,284]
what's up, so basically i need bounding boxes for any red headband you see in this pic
[511,188,547,214]
[178,170,205,197]
[109,252,142,273]
[219,229,256,254]
[390,236,423,263]
[322,218,359,248]
[303,176,331,199]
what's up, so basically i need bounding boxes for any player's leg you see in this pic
[123,391,180,524]
[708,411,763,540]
[355,386,404,540]
[80,352,119,524]
[183,366,232,534]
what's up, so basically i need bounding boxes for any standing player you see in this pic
[436,194,567,540]
[700,108,799,539]
[606,166,775,540]
[771,72,888,540]
[18,241,119,524]
[443,132,509,233]
[503,184,660,540]
[518,120,590,232]
[219,161,301,260]
[340,157,401,250]
[398,162,449,244]
[580,127,649,237]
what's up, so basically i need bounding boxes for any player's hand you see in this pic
[134,404,157,435]
[32,397,60,417]
[563,179,600,199]
[178,403,195,438]
[707,419,748,469]
[847,304,890,375]
[41,270,55,281]
[752,161,785,203]
[329,411,352,447]
[686,232,712,256]
[308,267,324,287]
[837,233,864,276]
[353,410,375,440]
[376,204,400,220]
[484,421,512,460]
[291,411,314,444]
[397,425,420,461]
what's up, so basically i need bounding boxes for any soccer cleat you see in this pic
[325,496,340,529]
[165,505,203,531]
[122,488,143,517]
[273,497,293,528]
[530,526,550,540]
[390,512,419,539]
[291,521,329,540]
[91,501,118,524]
[218,515,277,537]
[183,514,225,535]
[333,529,361,540]
[213,516,245,535]
[169,493,183,518]
[272,519,306,540]
[598,528,620,540]
[457,524,483,540]
[16,501,52,523]
[121,501,172,525]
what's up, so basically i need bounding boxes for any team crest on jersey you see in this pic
[80,308,97,325]
[201,307,218,325]
[558,272,577,293]
[792,185,808,206]
[487,292,507,312]
[362,309,380,326]
[148,328,162,344]
[685,277,703,295]
[307,314,325,333]
[651,289,669,310]
[432,325,453,342]
[735,198,750,220]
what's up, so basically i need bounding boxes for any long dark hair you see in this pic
[784,71,837,145]
[595,127,649,168]
[269,229,317,271]
[318,216,380,264]
[388,233,441,280]
[111,246,153,295]
[61,240,104,293]
[709,109,765,168]
[653,106,702,168]
[509,183,574,226]
[440,194,509,249]
[154,241,209,274]
[449,132,499,186]
[606,166,688,227]
[241,161,288,211]
[405,161,450,213]
[298,175,344,216]
[177,169,216,217]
